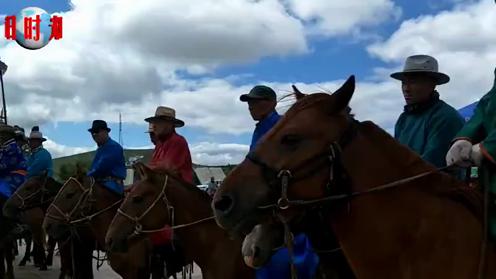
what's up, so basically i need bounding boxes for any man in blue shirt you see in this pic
[240,85,281,151]
[240,86,319,279]
[0,124,28,200]
[87,120,126,195]
[26,126,53,178]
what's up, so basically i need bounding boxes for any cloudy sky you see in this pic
[0,0,494,165]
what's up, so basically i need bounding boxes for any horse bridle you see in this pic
[117,175,174,236]
[247,119,358,211]
[46,177,123,225]
[116,174,215,237]
[45,177,95,223]
[14,175,50,210]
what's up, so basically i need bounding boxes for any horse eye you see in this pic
[132,196,143,204]
[281,134,302,146]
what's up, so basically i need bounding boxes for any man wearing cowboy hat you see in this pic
[87,120,126,195]
[26,126,53,178]
[144,106,192,272]
[392,54,464,168]
[145,106,192,183]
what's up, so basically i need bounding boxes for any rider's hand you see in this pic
[446,139,472,167]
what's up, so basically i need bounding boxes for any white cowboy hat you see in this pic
[390,55,450,85]
[144,106,184,128]
[28,126,47,142]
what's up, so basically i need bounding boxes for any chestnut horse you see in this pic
[213,76,496,278]
[42,173,153,279]
[3,174,72,278]
[105,162,254,279]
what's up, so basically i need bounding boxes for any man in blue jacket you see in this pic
[87,120,126,195]
[240,85,319,279]
[392,54,464,167]
[0,124,28,200]
[26,126,53,178]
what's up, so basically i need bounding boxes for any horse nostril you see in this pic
[214,194,234,214]
[253,246,261,259]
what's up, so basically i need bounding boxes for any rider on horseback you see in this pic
[26,126,53,178]
[240,85,320,279]
[87,120,126,195]
[0,124,28,201]
[391,55,464,168]
[447,67,496,241]
[144,106,192,277]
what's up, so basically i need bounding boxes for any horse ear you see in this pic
[332,75,355,112]
[75,163,86,180]
[134,162,151,180]
[292,85,306,101]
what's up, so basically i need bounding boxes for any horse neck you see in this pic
[327,123,484,277]
[342,123,434,191]
[165,178,241,269]
[88,184,122,246]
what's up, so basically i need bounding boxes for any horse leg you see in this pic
[0,248,6,279]
[71,238,94,279]
[5,242,14,279]
[59,239,73,279]
[35,243,48,271]
[46,236,56,266]
[18,236,31,267]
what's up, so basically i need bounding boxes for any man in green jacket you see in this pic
[392,54,464,167]
[446,67,496,239]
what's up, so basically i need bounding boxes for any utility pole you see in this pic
[0,59,8,125]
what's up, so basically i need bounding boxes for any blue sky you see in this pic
[0,0,493,163]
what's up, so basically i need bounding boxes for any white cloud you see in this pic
[367,0,496,109]
[190,142,249,165]
[43,138,93,158]
[284,0,401,36]
[5,0,495,167]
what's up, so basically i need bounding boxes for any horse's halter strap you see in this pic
[45,177,95,223]
[14,175,50,210]
[117,175,175,235]
[248,119,358,211]
[116,175,215,237]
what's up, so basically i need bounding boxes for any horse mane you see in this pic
[148,168,212,203]
[357,121,483,221]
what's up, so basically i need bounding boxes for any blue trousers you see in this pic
[256,233,319,279]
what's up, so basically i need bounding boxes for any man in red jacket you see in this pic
[146,106,193,184]
[144,106,192,277]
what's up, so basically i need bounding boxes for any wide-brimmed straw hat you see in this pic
[144,106,184,128]
[390,55,450,85]
[28,126,46,142]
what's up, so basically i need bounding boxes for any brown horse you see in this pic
[105,162,254,279]
[213,76,496,278]
[3,174,72,278]
[42,173,153,279]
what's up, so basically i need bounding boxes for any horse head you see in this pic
[3,172,56,219]
[212,76,356,235]
[42,174,94,240]
[106,162,171,253]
